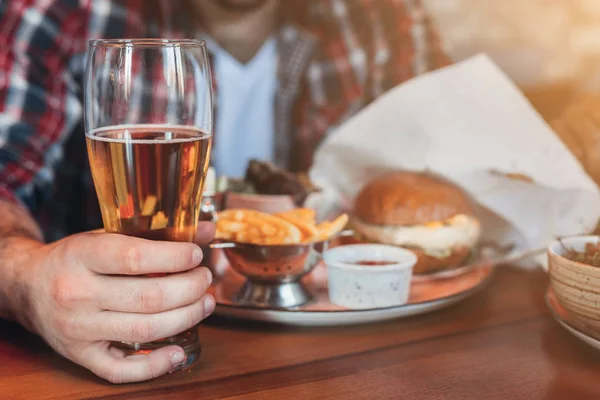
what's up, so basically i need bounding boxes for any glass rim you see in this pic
[88,38,206,48]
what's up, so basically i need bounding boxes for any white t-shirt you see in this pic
[204,36,278,178]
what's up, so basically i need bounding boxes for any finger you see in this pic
[82,343,186,384]
[196,221,216,245]
[69,233,203,275]
[95,267,213,313]
[92,294,215,343]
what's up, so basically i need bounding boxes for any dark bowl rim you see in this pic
[216,239,328,250]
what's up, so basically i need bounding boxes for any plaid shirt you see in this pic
[0,0,448,241]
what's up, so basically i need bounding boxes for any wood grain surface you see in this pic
[1,267,600,400]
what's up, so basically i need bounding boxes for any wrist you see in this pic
[0,237,45,332]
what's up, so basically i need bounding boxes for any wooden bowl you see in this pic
[548,235,600,339]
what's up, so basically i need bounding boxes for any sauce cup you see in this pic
[323,244,417,309]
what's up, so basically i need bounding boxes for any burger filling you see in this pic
[352,214,480,258]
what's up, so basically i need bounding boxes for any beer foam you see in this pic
[87,124,211,144]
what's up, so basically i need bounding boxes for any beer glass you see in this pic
[84,39,213,369]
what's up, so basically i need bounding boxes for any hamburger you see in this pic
[352,171,481,274]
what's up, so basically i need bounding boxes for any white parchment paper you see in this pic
[306,54,600,268]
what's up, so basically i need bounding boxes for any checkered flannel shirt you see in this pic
[0,0,449,241]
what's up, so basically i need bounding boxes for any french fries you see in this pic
[215,208,348,245]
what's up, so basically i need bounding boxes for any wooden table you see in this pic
[2,267,600,399]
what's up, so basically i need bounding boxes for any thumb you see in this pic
[80,343,187,384]
[196,221,216,245]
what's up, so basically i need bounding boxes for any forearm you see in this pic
[0,199,45,327]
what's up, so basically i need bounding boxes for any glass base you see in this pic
[113,327,201,372]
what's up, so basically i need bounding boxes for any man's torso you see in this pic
[0,0,446,240]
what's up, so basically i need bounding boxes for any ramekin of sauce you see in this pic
[323,244,417,309]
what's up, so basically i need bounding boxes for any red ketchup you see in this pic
[355,260,397,266]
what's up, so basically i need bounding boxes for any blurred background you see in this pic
[425,0,600,121]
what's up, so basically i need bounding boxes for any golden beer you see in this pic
[86,124,212,243]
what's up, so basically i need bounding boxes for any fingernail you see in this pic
[204,295,215,316]
[171,351,185,367]
[192,248,203,266]
[205,268,213,287]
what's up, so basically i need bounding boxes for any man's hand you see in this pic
[9,222,216,384]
